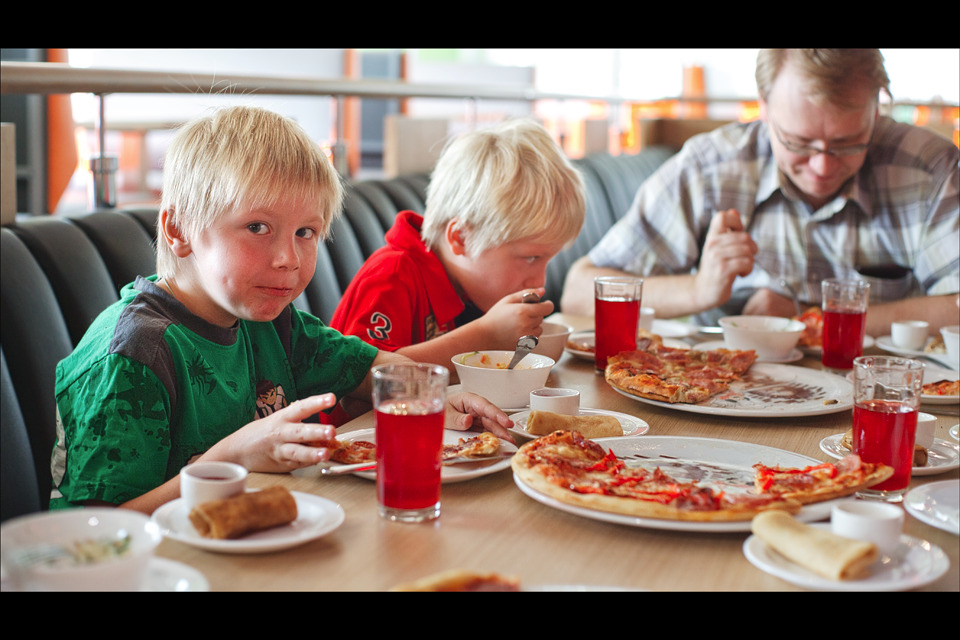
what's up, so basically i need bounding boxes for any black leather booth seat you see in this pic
[0,147,675,521]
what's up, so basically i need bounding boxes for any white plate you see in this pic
[696,340,803,364]
[876,336,959,371]
[141,558,209,592]
[800,335,875,356]
[509,408,649,441]
[297,428,517,484]
[819,433,960,476]
[151,491,345,554]
[904,480,960,536]
[651,319,701,339]
[563,330,689,361]
[513,435,838,533]
[611,363,853,418]
[743,523,949,591]
[919,365,960,405]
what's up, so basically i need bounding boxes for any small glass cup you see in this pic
[851,356,924,502]
[372,363,448,523]
[594,276,643,373]
[821,278,870,372]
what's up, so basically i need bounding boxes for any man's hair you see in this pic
[420,118,585,257]
[756,49,891,108]
[157,105,343,276]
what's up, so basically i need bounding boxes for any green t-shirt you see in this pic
[50,276,378,508]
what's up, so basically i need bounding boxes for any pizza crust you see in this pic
[525,410,623,438]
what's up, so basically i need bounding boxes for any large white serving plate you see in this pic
[611,363,853,418]
[152,491,345,554]
[513,435,838,533]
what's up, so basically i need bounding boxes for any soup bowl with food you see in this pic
[532,321,574,362]
[718,315,806,361]
[452,351,555,409]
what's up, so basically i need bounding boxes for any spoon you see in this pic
[507,335,539,370]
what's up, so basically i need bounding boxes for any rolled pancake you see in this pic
[525,410,623,438]
[188,486,298,539]
[751,510,878,581]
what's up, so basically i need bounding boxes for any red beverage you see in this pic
[852,399,917,492]
[595,297,640,372]
[822,308,866,370]
[375,402,444,511]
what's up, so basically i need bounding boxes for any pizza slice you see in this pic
[922,378,959,397]
[753,454,894,504]
[330,432,501,465]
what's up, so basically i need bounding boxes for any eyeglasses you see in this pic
[770,120,873,158]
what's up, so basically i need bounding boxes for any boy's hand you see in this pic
[444,391,516,443]
[203,394,343,473]
[479,288,554,349]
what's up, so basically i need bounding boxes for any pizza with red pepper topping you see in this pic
[512,430,802,521]
[753,454,894,504]
[512,431,894,521]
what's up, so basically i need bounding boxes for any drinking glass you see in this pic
[821,278,870,371]
[594,276,643,373]
[851,356,924,502]
[372,363,448,522]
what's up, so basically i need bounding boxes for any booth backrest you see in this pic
[0,147,675,520]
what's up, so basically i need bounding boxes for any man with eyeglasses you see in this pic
[562,49,958,336]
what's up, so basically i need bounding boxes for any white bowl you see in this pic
[1,508,161,591]
[452,350,555,409]
[941,325,959,364]
[532,321,573,362]
[718,315,806,361]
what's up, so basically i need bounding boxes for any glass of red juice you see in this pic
[594,276,643,373]
[851,356,924,502]
[372,363,448,522]
[821,278,870,371]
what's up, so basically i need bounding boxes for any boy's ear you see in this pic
[160,208,192,258]
[445,219,468,256]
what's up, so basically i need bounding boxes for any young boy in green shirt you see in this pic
[51,106,512,514]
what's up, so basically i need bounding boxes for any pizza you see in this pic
[329,440,376,465]
[922,378,959,397]
[329,432,500,465]
[391,569,521,592]
[753,455,894,504]
[794,307,823,348]
[604,338,757,404]
[511,430,803,521]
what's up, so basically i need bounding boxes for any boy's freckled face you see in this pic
[180,195,325,327]
[452,236,567,312]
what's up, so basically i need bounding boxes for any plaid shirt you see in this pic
[589,117,959,324]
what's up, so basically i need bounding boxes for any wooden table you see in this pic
[156,315,960,591]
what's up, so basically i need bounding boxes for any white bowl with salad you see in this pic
[1,507,162,591]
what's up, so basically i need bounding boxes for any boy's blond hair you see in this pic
[157,105,343,276]
[420,119,585,258]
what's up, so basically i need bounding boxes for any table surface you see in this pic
[156,315,960,591]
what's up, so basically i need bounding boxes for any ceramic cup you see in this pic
[831,500,904,557]
[638,307,656,332]
[915,411,937,449]
[180,461,248,510]
[891,320,929,351]
[530,387,580,416]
